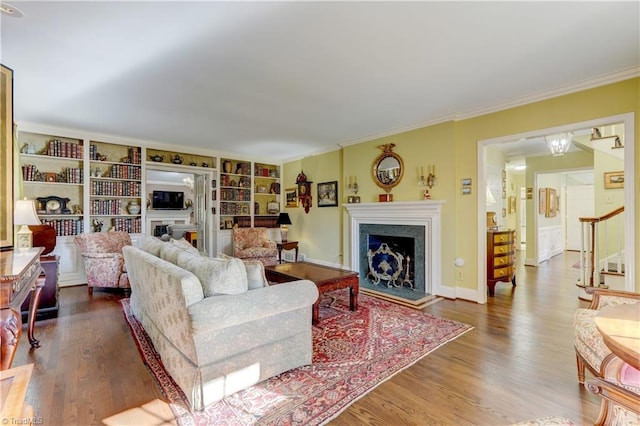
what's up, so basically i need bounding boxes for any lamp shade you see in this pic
[14,199,41,225]
[276,213,292,225]
[545,132,573,156]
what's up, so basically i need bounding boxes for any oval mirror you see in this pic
[372,143,404,192]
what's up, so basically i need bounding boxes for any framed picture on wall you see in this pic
[538,188,547,214]
[604,171,624,189]
[508,196,516,214]
[545,188,558,217]
[317,181,338,207]
[285,187,298,208]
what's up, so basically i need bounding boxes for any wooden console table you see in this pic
[1,248,45,370]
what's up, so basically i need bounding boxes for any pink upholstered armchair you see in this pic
[232,226,278,266]
[75,231,132,294]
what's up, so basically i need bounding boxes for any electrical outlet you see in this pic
[457,270,464,280]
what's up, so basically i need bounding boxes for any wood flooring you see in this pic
[12,250,601,425]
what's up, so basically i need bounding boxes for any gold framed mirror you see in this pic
[372,143,404,193]
[1,64,14,250]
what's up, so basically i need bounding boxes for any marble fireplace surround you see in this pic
[344,200,445,306]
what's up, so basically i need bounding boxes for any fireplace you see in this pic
[344,201,444,308]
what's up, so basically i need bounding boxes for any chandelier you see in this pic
[545,132,573,156]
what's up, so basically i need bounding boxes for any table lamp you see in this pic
[276,212,292,242]
[14,198,42,249]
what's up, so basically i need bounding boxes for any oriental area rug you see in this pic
[121,290,473,425]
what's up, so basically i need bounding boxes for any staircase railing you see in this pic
[578,206,624,289]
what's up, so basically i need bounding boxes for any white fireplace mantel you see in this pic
[344,200,448,298]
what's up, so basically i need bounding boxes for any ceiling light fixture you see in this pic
[0,2,23,17]
[545,132,573,156]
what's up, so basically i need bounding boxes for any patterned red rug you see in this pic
[121,289,473,425]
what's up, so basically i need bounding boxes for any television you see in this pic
[152,190,184,210]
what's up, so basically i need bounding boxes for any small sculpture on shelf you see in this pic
[92,218,104,233]
[172,154,183,164]
[149,154,164,162]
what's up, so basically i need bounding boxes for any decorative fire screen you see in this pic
[367,242,414,290]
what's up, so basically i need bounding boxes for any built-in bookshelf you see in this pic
[219,158,252,229]
[18,132,85,236]
[253,162,280,228]
[89,141,142,233]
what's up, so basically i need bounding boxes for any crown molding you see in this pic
[331,67,640,154]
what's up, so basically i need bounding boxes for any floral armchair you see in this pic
[232,226,278,266]
[573,288,640,383]
[75,231,132,294]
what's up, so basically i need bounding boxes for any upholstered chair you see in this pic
[75,231,132,294]
[573,288,640,383]
[586,356,640,425]
[232,226,278,266]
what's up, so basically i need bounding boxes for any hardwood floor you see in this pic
[13,250,601,425]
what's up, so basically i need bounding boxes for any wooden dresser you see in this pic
[487,229,516,296]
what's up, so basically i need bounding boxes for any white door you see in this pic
[565,185,594,251]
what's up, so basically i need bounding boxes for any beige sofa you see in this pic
[122,236,318,411]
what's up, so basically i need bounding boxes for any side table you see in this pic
[21,255,59,321]
[1,248,45,370]
[277,241,299,263]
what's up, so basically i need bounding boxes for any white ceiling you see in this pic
[1,1,639,162]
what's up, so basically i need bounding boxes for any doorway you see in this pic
[477,113,635,304]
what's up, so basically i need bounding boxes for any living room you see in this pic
[2,2,639,425]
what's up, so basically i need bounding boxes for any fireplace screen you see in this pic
[359,223,427,303]
[367,236,414,290]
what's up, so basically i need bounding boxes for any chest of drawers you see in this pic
[487,230,516,296]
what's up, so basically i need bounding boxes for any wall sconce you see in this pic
[545,132,573,156]
[348,176,359,194]
[14,198,41,249]
[418,165,437,188]
[347,176,361,203]
[182,176,194,189]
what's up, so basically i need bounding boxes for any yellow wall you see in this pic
[283,77,640,295]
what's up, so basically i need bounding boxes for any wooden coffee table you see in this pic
[265,262,359,325]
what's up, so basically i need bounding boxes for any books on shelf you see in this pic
[40,218,84,236]
[47,139,83,159]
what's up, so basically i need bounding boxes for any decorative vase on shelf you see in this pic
[127,200,141,215]
[223,160,233,173]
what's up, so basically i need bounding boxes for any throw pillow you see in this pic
[178,255,248,296]
[170,238,200,255]
[159,243,185,265]
[219,253,269,289]
[141,236,164,257]
[243,260,269,289]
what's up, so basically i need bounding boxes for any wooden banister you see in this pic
[579,206,624,223]
[578,206,624,288]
